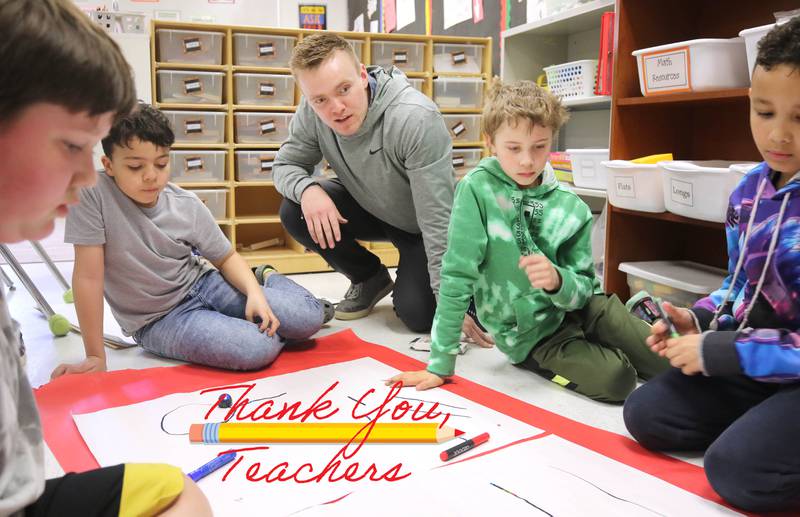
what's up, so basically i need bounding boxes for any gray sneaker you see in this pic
[334,267,394,320]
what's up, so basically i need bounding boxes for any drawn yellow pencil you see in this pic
[189,422,463,444]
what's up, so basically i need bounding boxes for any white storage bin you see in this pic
[234,73,295,106]
[602,160,665,212]
[632,38,749,96]
[566,149,609,189]
[739,23,776,77]
[433,78,484,108]
[371,41,425,72]
[346,39,364,61]
[170,151,226,183]
[443,114,481,142]
[408,78,424,92]
[157,29,224,65]
[236,151,277,181]
[234,112,292,144]
[619,260,727,308]
[190,189,227,220]
[233,33,296,67]
[452,148,483,179]
[157,70,224,105]
[659,161,754,223]
[730,162,760,176]
[433,43,483,74]
[163,111,226,144]
[543,60,598,100]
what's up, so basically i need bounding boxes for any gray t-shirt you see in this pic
[65,173,232,335]
[0,290,44,516]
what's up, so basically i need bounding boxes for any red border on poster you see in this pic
[35,329,735,511]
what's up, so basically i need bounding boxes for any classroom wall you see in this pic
[74,0,348,31]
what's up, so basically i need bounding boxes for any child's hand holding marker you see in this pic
[518,254,561,292]
[646,300,704,374]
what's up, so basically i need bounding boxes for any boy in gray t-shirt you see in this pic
[56,104,324,377]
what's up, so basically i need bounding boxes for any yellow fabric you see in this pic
[119,463,184,517]
[551,374,571,387]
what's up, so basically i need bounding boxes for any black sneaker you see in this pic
[319,299,335,324]
[334,267,394,321]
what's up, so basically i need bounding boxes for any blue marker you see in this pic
[187,452,237,482]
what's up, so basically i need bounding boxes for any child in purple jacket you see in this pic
[624,19,800,513]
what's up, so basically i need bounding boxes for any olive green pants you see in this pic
[521,294,670,403]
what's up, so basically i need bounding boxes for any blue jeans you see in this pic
[134,271,323,370]
[624,368,800,512]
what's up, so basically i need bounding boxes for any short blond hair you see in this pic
[290,33,359,72]
[482,78,569,140]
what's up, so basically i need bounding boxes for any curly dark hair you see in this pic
[756,16,800,72]
[102,103,175,158]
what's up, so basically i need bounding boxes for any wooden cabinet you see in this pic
[151,21,491,272]
[604,0,797,299]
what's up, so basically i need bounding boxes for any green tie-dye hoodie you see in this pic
[427,157,603,377]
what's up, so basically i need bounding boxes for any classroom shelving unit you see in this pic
[151,21,491,273]
[603,0,797,299]
[500,0,614,213]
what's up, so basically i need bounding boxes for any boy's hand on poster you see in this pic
[246,293,280,336]
[519,254,561,291]
[50,355,106,380]
[662,334,703,375]
[386,370,445,391]
[647,302,698,355]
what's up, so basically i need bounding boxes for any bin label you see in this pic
[641,47,691,95]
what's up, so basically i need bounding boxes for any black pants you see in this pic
[280,179,436,332]
[26,465,124,517]
[623,368,800,512]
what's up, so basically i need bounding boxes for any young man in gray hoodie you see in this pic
[275,33,490,341]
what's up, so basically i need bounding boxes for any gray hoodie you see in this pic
[273,66,455,294]
[0,290,44,516]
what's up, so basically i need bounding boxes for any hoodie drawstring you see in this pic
[710,176,791,331]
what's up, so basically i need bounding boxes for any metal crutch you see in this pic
[28,241,73,302]
[0,265,14,291]
[0,244,70,336]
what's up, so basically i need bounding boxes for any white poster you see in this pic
[353,13,365,32]
[73,358,741,517]
[443,0,472,30]
[395,0,416,31]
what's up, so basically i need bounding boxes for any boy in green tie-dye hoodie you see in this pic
[390,80,668,402]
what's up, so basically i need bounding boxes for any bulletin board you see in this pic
[348,0,531,76]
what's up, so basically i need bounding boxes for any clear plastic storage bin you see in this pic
[233,33,296,67]
[659,161,755,223]
[371,41,425,72]
[543,60,597,100]
[433,43,483,74]
[234,112,292,144]
[566,149,609,190]
[443,114,481,142]
[236,151,277,181]
[157,70,225,105]
[632,38,749,96]
[190,189,227,220]
[163,111,226,144]
[157,29,224,65]
[170,151,226,183]
[234,73,295,106]
[346,39,364,61]
[619,260,727,308]
[452,148,483,180]
[408,78,424,92]
[433,78,484,108]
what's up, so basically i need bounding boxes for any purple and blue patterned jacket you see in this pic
[693,162,800,382]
